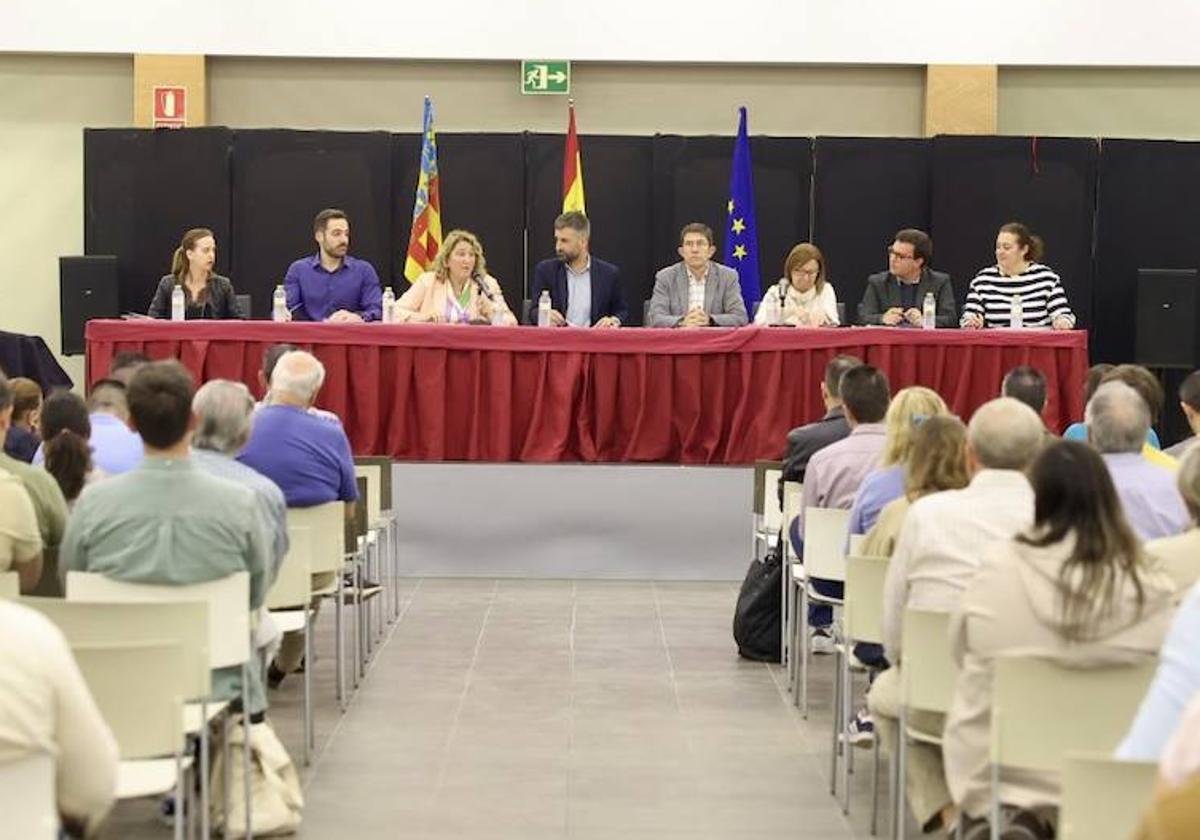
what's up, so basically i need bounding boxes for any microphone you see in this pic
[473,273,494,301]
[777,277,789,301]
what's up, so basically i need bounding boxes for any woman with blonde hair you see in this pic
[148,227,244,319]
[848,385,948,537]
[754,242,839,326]
[394,229,517,325]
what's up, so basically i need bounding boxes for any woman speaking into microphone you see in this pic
[147,227,244,320]
[394,229,517,325]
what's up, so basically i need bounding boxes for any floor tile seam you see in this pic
[300,576,426,792]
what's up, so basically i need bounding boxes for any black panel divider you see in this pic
[80,127,1200,385]
[812,137,932,322]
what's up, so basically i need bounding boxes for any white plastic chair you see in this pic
[71,641,189,840]
[751,461,783,561]
[353,463,389,653]
[0,752,58,839]
[289,501,351,710]
[265,529,314,765]
[0,571,18,598]
[1059,753,1157,840]
[66,571,254,840]
[895,609,959,840]
[792,506,851,717]
[989,655,1156,840]
[780,480,802,669]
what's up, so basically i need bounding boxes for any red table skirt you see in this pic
[85,321,1089,464]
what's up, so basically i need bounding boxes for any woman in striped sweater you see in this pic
[960,222,1075,330]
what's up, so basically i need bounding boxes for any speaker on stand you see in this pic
[1134,268,1199,448]
[59,255,120,356]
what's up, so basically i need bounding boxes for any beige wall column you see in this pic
[924,64,997,136]
[133,54,206,127]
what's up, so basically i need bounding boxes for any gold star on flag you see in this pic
[727,199,735,213]
[733,244,748,260]
[731,218,745,234]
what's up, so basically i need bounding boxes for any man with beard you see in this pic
[283,208,383,322]
[527,211,627,327]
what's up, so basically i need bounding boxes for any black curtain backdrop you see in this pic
[651,135,813,308]
[525,133,654,323]
[84,127,232,314]
[930,136,1099,332]
[812,137,932,323]
[230,130,393,319]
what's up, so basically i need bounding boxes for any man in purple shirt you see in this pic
[284,208,383,323]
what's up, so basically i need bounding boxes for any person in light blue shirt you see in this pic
[1064,363,1164,450]
[1118,580,1200,760]
[34,379,142,475]
[283,208,382,323]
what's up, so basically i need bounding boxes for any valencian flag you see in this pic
[562,101,586,214]
[404,96,443,282]
[722,106,761,309]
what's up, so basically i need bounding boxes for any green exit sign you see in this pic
[521,60,570,95]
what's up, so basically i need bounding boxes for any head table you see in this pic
[85,321,1087,464]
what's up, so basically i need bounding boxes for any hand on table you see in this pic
[881,308,904,326]
[548,309,567,327]
[961,313,984,329]
[903,308,923,327]
[326,310,363,324]
[679,308,710,328]
[1052,317,1074,331]
[593,316,620,329]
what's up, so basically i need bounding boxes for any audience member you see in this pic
[284,208,383,323]
[527,211,627,327]
[847,386,948,537]
[1065,364,1168,458]
[793,365,890,650]
[869,397,1043,835]
[1145,446,1200,595]
[35,379,143,476]
[395,228,518,325]
[39,391,99,506]
[1132,692,1200,838]
[859,229,956,327]
[1165,369,1200,458]
[0,375,68,557]
[1088,381,1188,540]
[647,223,748,328]
[960,222,1075,330]
[754,243,839,327]
[779,354,862,500]
[256,344,340,424]
[0,469,42,594]
[945,441,1173,836]
[238,350,359,685]
[61,360,271,716]
[0,600,118,837]
[107,351,149,386]
[1001,365,1048,418]
[860,415,969,558]
[3,377,42,462]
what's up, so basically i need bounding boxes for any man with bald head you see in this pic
[869,397,1044,835]
[1088,380,1188,541]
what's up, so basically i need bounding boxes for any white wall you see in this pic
[5,0,1200,66]
[0,54,132,388]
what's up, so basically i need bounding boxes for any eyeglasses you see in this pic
[887,248,916,261]
[793,268,820,278]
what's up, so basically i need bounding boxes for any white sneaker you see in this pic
[810,628,836,655]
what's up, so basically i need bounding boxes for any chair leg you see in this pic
[870,726,881,835]
[800,585,810,718]
[841,647,852,814]
[241,666,253,840]
[829,645,841,796]
[896,707,908,840]
[303,609,313,766]
[335,576,346,711]
[175,751,185,840]
[199,700,210,840]
[990,758,1001,840]
[221,710,231,839]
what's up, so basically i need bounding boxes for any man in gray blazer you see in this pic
[859,228,957,327]
[647,223,749,328]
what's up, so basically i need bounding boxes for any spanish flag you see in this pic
[404,96,443,282]
[562,101,586,214]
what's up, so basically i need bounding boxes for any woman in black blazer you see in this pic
[147,227,245,319]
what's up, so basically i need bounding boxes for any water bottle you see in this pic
[922,292,936,330]
[767,295,782,326]
[537,290,552,327]
[170,285,185,322]
[381,286,395,324]
[1010,294,1023,329]
[272,285,288,322]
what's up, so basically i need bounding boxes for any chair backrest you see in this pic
[354,455,393,510]
[804,507,852,582]
[642,298,651,326]
[0,752,58,839]
[353,463,383,527]
[72,641,186,760]
[66,571,249,669]
[782,481,803,534]
[900,609,958,714]
[287,502,345,576]
[844,555,889,644]
[752,459,783,517]
[266,527,312,610]
[0,571,17,598]
[345,477,368,552]
[848,533,866,555]
[1059,753,1157,840]
[762,469,783,531]
[20,596,210,700]
[992,655,1157,775]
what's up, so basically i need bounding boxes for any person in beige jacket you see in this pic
[1145,445,1200,598]
[394,228,517,326]
[945,440,1175,837]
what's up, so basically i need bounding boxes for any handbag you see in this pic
[211,717,304,837]
[732,541,783,662]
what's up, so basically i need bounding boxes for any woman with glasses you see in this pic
[960,222,1075,330]
[754,242,839,326]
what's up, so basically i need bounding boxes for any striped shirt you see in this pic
[960,263,1075,328]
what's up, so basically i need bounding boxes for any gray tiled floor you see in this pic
[103,579,891,839]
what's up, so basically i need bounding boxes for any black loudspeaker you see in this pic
[1135,268,1199,369]
[60,256,119,355]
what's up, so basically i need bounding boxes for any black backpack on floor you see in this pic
[732,542,782,662]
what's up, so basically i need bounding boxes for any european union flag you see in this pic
[722,106,761,310]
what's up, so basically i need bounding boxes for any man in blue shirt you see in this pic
[284,208,383,323]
